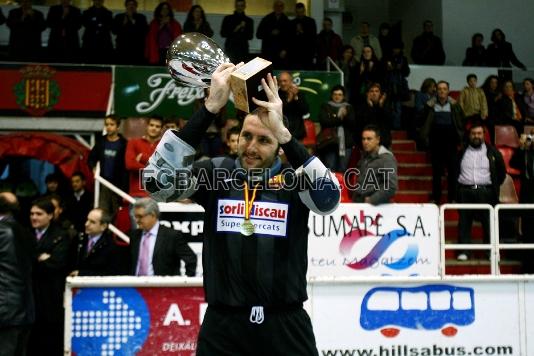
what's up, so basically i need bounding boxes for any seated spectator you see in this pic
[288,2,316,70]
[357,83,391,148]
[482,75,501,142]
[183,5,213,37]
[459,74,488,121]
[112,0,148,65]
[456,121,505,261]
[316,17,343,70]
[6,0,46,62]
[383,40,410,129]
[486,28,526,70]
[497,79,526,134]
[414,78,437,128]
[521,78,534,124]
[411,20,445,65]
[88,115,128,217]
[145,2,182,65]
[82,0,113,64]
[65,172,94,234]
[46,0,82,63]
[318,85,356,172]
[278,71,310,141]
[378,22,394,60]
[352,45,384,106]
[256,0,290,69]
[462,33,486,67]
[336,45,358,100]
[225,126,240,160]
[350,21,382,60]
[352,125,397,204]
[220,0,253,64]
[420,80,465,204]
[130,198,197,276]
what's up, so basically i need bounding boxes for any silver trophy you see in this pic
[167,32,230,88]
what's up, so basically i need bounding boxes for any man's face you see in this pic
[235,0,246,13]
[437,83,449,101]
[424,21,433,33]
[362,130,380,153]
[468,77,477,88]
[238,114,279,170]
[30,206,53,230]
[368,86,381,103]
[323,20,332,32]
[273,0,284,14]
[104,118,119,136]
[278,73,293,92]
[227,133,239,155]
[46,180,58,193]
[71,175,85,192]
[134,207,157,230]
[469,127,485,148]
[125,0,137,12]
[85,210,107,236]
[146,119,163,140]
[331,89,344,103]
[295,6,305,18]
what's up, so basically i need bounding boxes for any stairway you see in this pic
[390,131,523,275]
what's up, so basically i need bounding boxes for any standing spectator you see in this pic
[130,198,197,276]
[350,21,382,60]
[278,71,310,141]
[521,78,534,124]
[256,0,290,69]
[46,0,82,63]
[486,29,526,70]
[383,41,410,129]
[145,2,181,65]
[82,0,113,64]
[459,74,488,121]
[420,80,465,204]
[0,192,35,356]
[6,0,46,62]
[497,79,525,134]
[125,117,163,198]
[112,0,148,65]
[71,208,127,276]
[352,45,383,106]
[183,5,213,37]
[357,83,392,148]
[411,20,445,65]
[28,198,71,356]
[288,2,316,70]
[336,45,358,100]
[316,17,342,70]
[225,126,240,160]
[378,22,394,60]
[220,0,253,64]
[42,172,67,200]
[88,115,128,217]
[65,172,94,234]
[352,125,398,204]
[456,122,505,261]
[462,33,486,67]
[482,75,501,142]
[318,85,356,172]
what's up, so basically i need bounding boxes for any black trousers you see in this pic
[430,126,458,203]
[196,305,318,356]
[0,325,31,356]
[457,185,495,247]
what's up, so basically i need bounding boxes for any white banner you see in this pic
[307,204,440,277]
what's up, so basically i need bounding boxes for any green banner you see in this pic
[114,65,341,122]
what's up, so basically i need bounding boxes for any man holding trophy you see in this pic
[143,33,340,355]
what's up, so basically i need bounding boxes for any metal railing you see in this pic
[326,56,344,86]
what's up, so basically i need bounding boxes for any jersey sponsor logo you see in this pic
[217,199,289,237]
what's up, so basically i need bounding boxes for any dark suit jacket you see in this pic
[77,230,129,276]
[130,224,197,277]
[46,4,82,61]
[65,191,94,233]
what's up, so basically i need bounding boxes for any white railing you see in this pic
[325,56,344,86]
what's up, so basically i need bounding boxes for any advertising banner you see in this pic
[113,66,341,121]
[307,203,441,277]
[0,63,111,117]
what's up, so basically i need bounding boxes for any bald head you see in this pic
[0,192,19,216]
[278,72,293,92]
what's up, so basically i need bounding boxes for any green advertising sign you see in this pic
[114,65,341,122]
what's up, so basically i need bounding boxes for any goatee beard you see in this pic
[469,140,482,148]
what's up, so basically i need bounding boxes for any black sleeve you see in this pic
[494,148,507,185]
[509,148,524,171]
[281,137,312,168]
[175,234,197,277]
[176,105,217,148]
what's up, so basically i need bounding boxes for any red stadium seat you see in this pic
[495,125,519,148]
[497,147,521,176]
[302,119,317,150]
[449,91,460,101]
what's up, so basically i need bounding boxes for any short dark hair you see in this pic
[331,85,345,96]
[147,116,164,126]
[124,0,137,7]
[523,78,534,87]
[45,173,60,184]
[469,119,486,133]
[323,17,332,24]
[362,124,381,138]
[72,171,86,181]
[467,74,477,82]
[226,126,241,140]
[437,80,450,89]
[105,114,121,126]
[368,82,382,93]
[31,197,55,215]
[295,2,305,10]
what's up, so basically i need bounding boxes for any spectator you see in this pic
[378,22,394,60]
[497,79,525,134]
[183,5,213,37]
[357,83,391,148]
[459,74,488,120]
[318,85,356,172]
[163,117,181,132]
[420,80,465,204]
[316,17,342,70]
[6,0,46,62]
[0,192,35,356]
[125,117,163,198]
[456,121,505,261]
[414,78,437,128]
[486,28,526,70]
[46,0,82,63]
[462,33,486,67]
[352,45,383,106]
[82,0,113,64]
[88,115,128,217]
[28,197,71,356]
[521,78,534,124]
[130,198,197,276]
[71,208,127,276]
[220,0,253,64]
[256,0,290,69]
[48,194,78,270]
[383,40,410,129]
[225,126,240,160]
[352,125,398,204]
[288,2,316,70]
[278,71,310,141]
[194,88,225,160]
[42,172,67,199]
[411,20,445,65]
[65,172,94,234]
[482,75,501,142]
[112,0,148,65]
[145,2,182,65]
[336,45,358,100]
[350,21,382,60]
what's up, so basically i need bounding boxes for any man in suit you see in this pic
[130,198,197,276]
[71,208,128,276]
[46,0,82,62]
[65,171,94,234]
[0,192,36,356]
